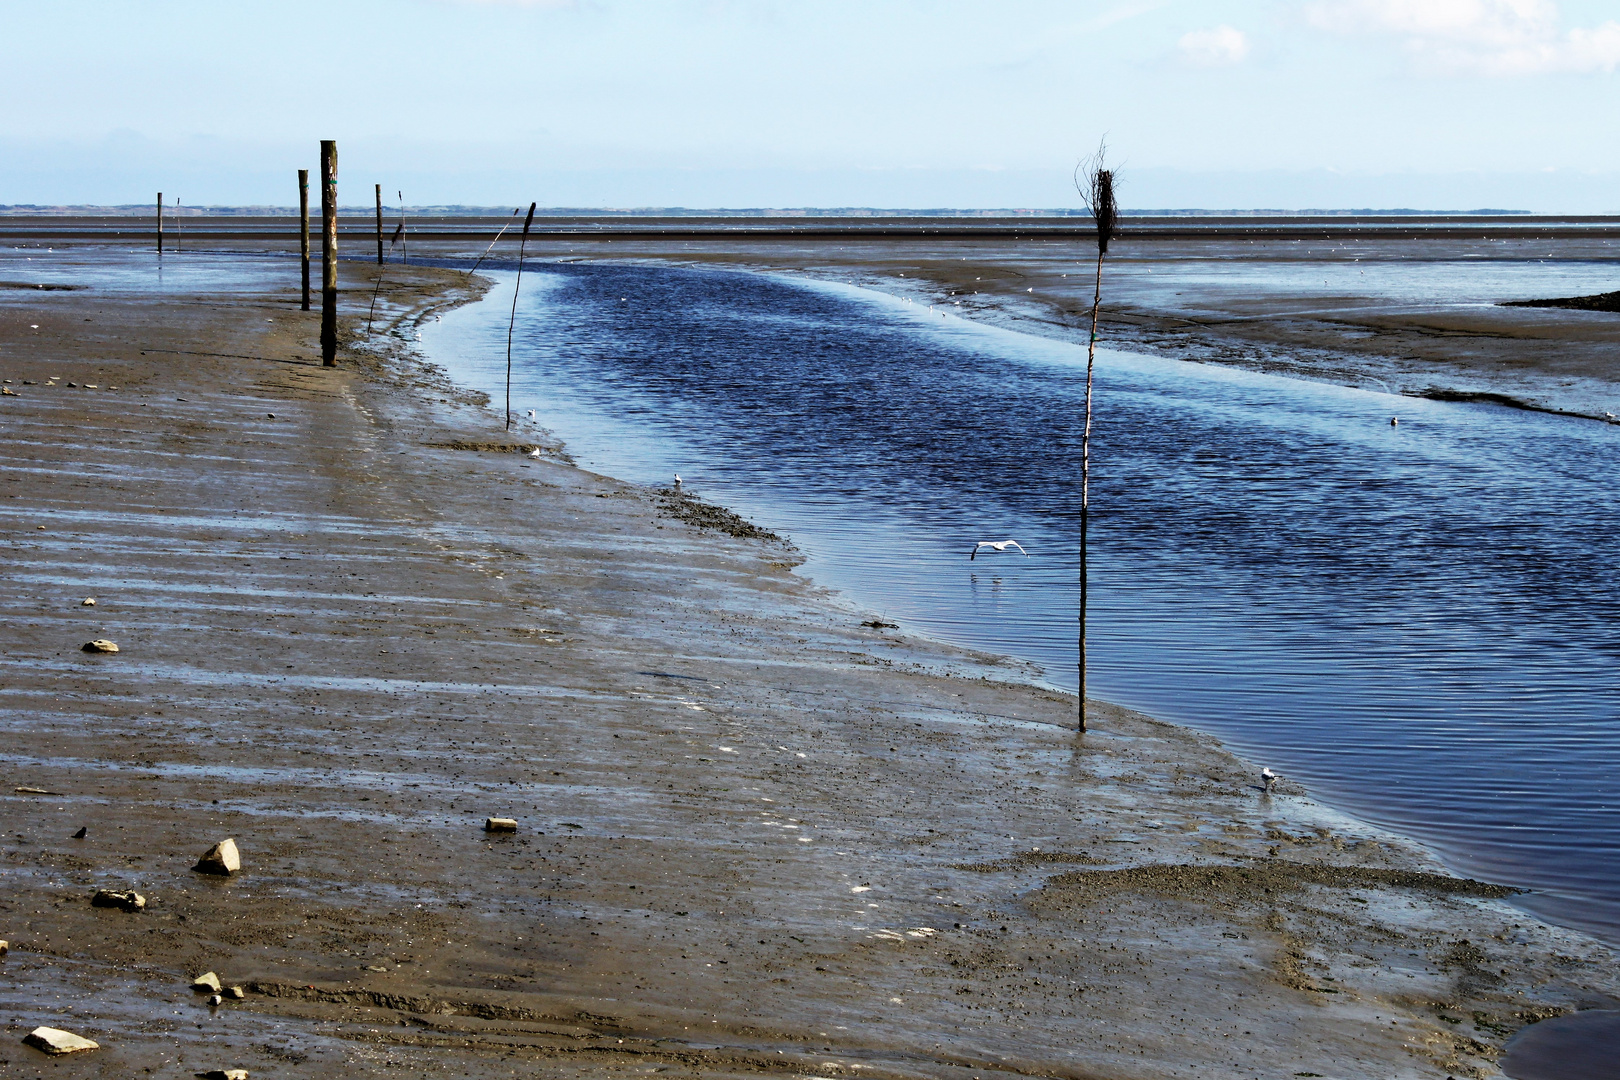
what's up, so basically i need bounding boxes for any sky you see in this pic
[3,0,1618,211]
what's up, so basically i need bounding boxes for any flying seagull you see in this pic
[970,540,1028,560]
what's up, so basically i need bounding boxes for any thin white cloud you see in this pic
[1304,0,1620,74]
[1177,25,1250,65]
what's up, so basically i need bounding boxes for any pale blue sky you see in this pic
[3,0,1618,210]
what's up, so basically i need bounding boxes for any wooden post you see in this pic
[156,193,163,255]
[374,183,384,265]
[320,140,338,367]
[298,170,310,311]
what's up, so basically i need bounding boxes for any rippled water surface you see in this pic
[425,261,1620,945]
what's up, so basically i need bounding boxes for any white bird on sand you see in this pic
[970,540,1029,560]
[526,409,537,419]
[1261,767,1279,792]
[527,447,541,459]
[673,473,682,490]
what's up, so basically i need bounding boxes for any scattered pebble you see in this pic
[81,597,96,606]
[0,940,8,956]
[196,1069,249,1080]
[191,971,223,993]
[91,889,145,912]
[82,639,119,653]
[226,985,245,1000]
[23,1026,98,1055]
[15,786,59,795]
[71,826,87,839]
[207,993,223,1007]
[484,817,518,832]
[194,837,241,875]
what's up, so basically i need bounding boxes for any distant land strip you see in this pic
[3,213,1620,244]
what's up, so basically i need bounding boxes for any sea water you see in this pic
[423,260,1620,947]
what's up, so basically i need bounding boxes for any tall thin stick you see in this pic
[375,184,384,265]
[298,170,311,311]
[468,208,521,277]
[368,220,407,333]
[505,202,537,432]
[1076,144,1119,733]
[399,191,407,265]
[156,192,163,255]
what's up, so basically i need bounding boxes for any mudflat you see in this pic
[2,248,1617,1079]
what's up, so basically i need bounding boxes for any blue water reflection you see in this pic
[423,260,1620,946]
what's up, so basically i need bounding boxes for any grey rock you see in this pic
[91,889,145,912]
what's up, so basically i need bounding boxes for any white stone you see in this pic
[24,1026,99,1054]
[194,837,240,875]
[191,971,222,993]
[82,639,119,653]
[484,817,518,832]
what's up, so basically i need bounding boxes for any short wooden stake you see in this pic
[374,183,384,265]
[298,169,311,311]
[320,139,338,367]
[156,192,163,255]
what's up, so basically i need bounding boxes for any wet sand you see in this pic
[3,250,1618,1079]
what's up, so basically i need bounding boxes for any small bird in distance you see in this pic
[970,540,1028,560]
[1261,767,1278,793]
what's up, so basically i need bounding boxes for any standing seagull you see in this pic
[1261,767,1278,793]
[970,540,1029,560]
[673,474,683,492]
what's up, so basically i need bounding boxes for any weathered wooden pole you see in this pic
[1076,147,1119,734]
[374,183,384,265]
[156,193,163,254]
[298,170,311,311]
[398,191,407,265]
[320,140,338,367]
